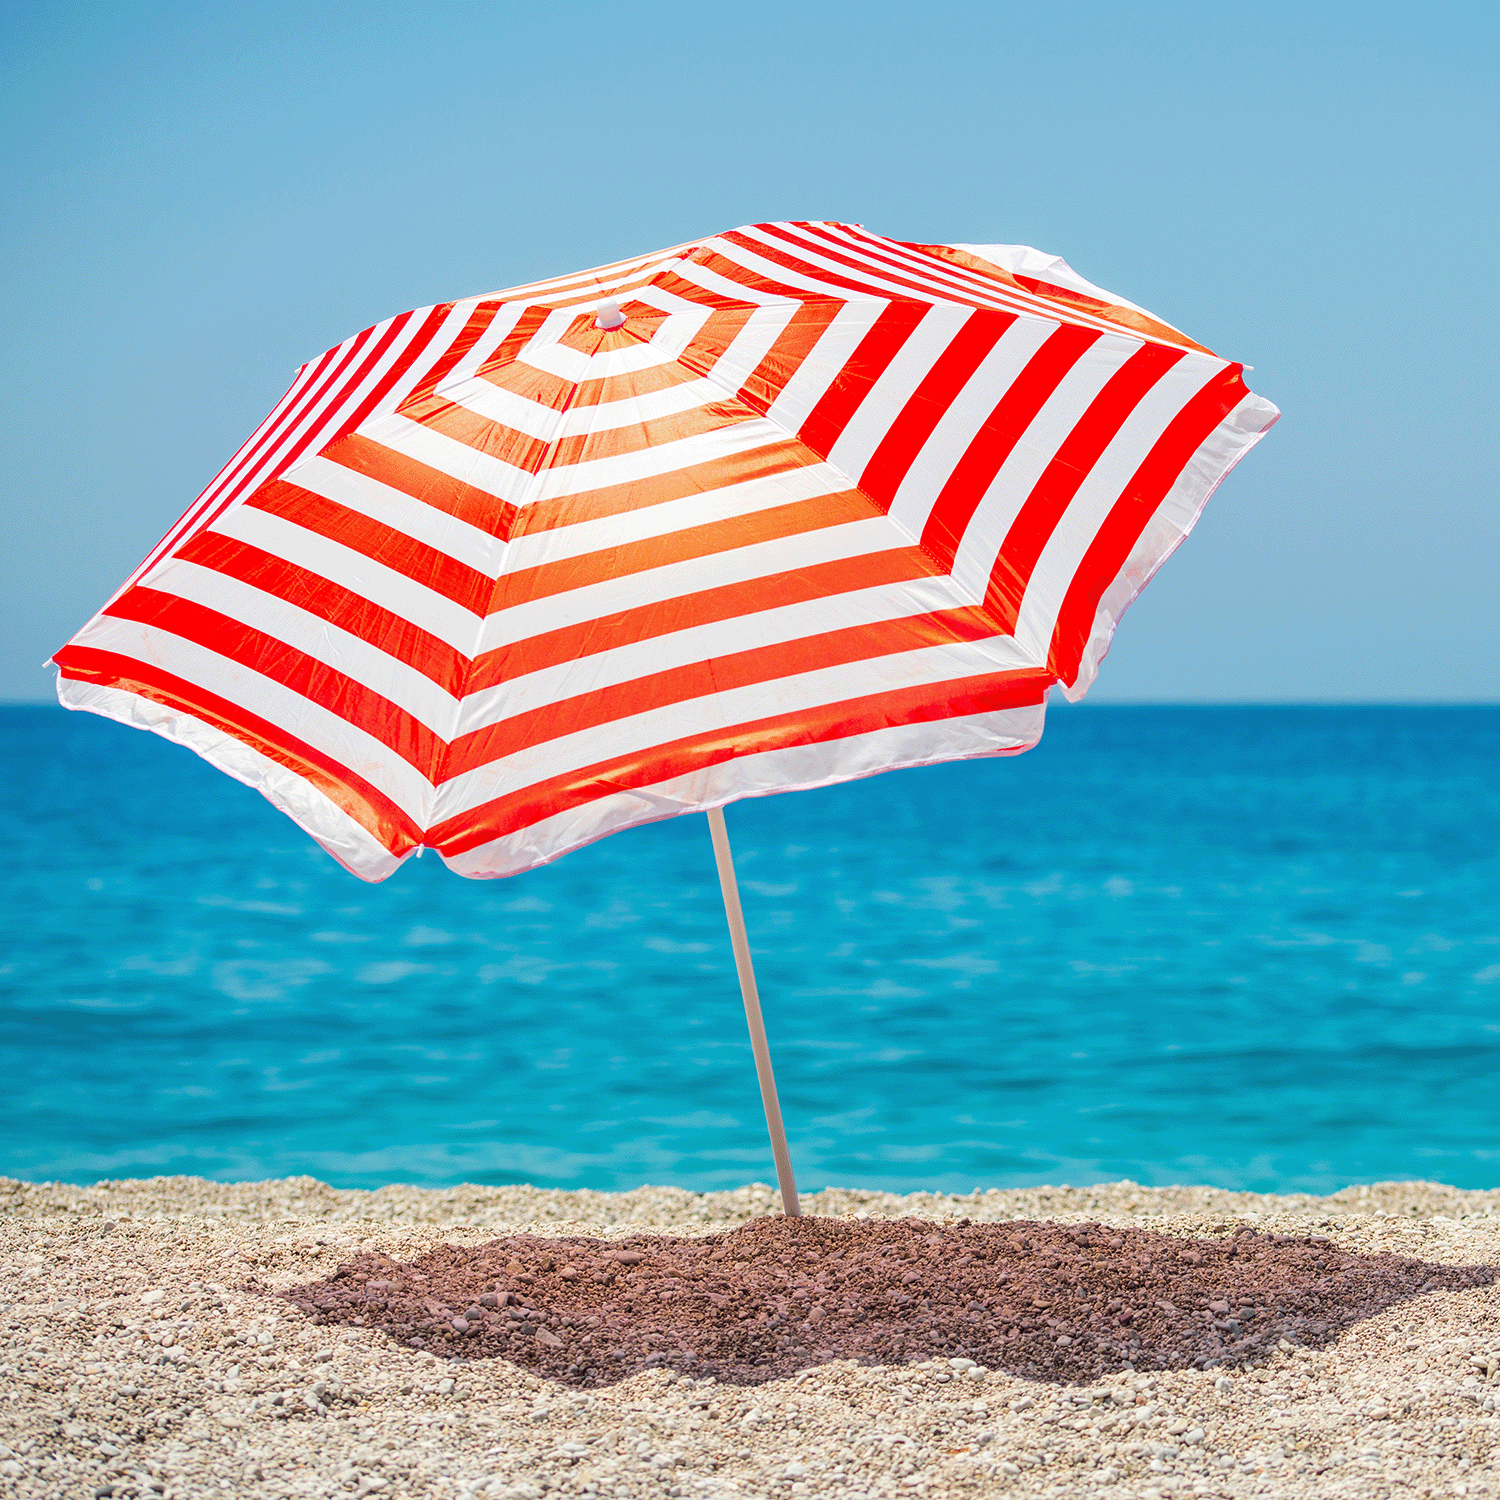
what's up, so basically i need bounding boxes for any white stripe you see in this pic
[625,282,720,317]
[742,225,980,312]
[359,412,530,506]
[1012,356,1227,660]
[209,505,484,653]
[416,300,532,395]
[667,257,802,308]
[70,616,437,820]
[885,317,1060,538]
[766,301,890,433]
[825,303,975,477]
[686,301,801,392]
[527,419,791,505]
[56,678,405,882]
[704,234,881,305]
[441,370,724,442]
[140,309,434,596]
[758,222,1000,309]
[285,454,504,575]
[518,306,715,382]
[437,635,1030,820]
[105,363,322,610]
[476,514,910,652]
[817,225,1015,303]
[430,295,799,441]
[442,700,1048,879]
[949,335,1144,602]
[459,573,1025,733]
[145,557,460,735]
[503,461,852,571]
[812,224,1143,344]
[1062,389,1279,699]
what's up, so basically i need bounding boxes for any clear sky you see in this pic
[2,0,1495,703]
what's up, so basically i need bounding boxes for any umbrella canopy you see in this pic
[53,222,1277,1216]
[54,221,1277,883]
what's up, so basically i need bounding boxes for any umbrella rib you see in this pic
[706,804,801,1217]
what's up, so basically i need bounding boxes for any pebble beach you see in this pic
[4,1177,1500,1500]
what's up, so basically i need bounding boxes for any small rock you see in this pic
[612,1251,644,1265]
[141,1290,164,1305]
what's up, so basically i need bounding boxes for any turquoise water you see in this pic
[2,704,1498,1195]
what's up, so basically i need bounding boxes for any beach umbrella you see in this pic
[53,221,1278,1217]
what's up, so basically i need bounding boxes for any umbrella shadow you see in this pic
[273,1215,1495,1390]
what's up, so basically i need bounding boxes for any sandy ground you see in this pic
[3,1176,1499,1500]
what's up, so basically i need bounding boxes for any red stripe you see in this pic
[915,242,1213,356]
[480,352,706,412]
[430,666,1053,855]
[172,529,468,694]
[983,342,1188,630]
[826,225,1027,310]
[399,303,499,410]
[329,302,455,444]
[404,390,749,480]
[761,223,1008,313]
[468,547,941,691]
[173,321,391,551]
[1048,368,1250,685]
[690,247,847,310]
[246,479,493,615]
[101,588,447,775]
[516,439,818,538]
[481,305,554,376]
[651,264,768,311]
[722,294,845,414]
[326,433,517,540]
[856,311,1016,510]
[918,324,1102,572]
[720,229,904,304]
[53,646,423,857]
[796,301,929,456]
[492,490,875,611]
[117,353,339,598]
[446,606,1006,780]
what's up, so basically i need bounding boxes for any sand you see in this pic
[3,1175,1499,1500]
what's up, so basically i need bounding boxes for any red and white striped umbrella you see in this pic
[55,221,1276,884]
[54,222,1277,1212]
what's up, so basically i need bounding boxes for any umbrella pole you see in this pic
[706,805,801,1218]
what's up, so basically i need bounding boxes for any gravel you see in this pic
[2,1173,1499,1499]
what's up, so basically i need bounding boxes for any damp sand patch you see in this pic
[283,1215,1494,1387]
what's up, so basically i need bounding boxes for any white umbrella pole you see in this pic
[706,805,801,1218]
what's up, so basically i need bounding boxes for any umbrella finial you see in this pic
[594,296,626,330]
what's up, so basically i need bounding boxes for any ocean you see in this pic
[2,703,1497,1196]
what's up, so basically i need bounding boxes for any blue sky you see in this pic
[2,0,1495,703]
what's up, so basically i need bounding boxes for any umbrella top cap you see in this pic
[594,296,626,330]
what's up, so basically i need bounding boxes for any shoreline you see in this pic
[4,1177,1498,1499]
